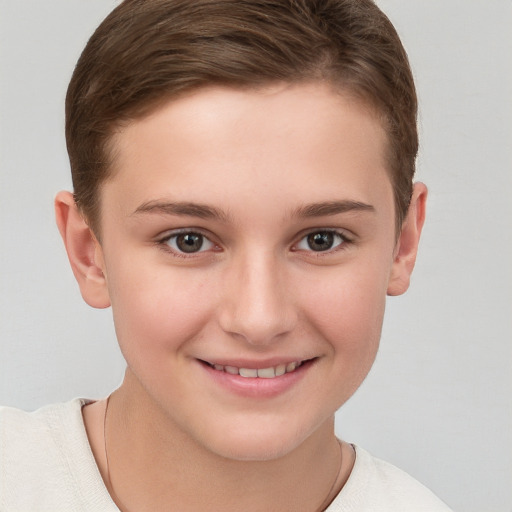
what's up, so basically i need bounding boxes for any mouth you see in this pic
[200,359,313,379]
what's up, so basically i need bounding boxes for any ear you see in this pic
[387,183,427,296]
[55,191,111,308]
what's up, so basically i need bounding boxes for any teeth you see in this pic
[286,361,297,372]
[257,367,276,379]
[224,365,239,375]
[208,360,304,379]
[275,364,286,376]
[239,367,258,378]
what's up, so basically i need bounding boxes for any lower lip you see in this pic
[198,359,315,399]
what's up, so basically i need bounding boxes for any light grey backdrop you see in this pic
[1,1,511,511]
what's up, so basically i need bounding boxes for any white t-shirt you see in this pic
[0,399,452,511]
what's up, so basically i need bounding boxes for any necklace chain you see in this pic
[104,392,129,512]
[103,392,343,512]
[315,437,343,512]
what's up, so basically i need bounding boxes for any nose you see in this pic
[217,251,297,346]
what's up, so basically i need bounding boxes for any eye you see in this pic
[295,230,346,252]
[164,232,215,254]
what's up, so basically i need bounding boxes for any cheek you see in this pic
[301,265,388,361]
[106,259,216,360]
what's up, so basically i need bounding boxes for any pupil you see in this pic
[307,232,333,251]
[177,233,203,253]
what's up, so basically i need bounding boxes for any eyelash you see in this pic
[156,229,218,258]
[156,228,353,257]
[293,229,353,255]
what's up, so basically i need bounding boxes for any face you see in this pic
[95,83,401,460]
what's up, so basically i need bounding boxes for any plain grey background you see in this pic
[1,1,511,511]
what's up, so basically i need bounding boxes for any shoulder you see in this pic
[0,399,117,511]
[0,397,90,429]
[328,445,453,512]
[0,399,92,465]
[1,398,87,456]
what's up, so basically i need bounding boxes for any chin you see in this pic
[197,415,326,462]
[210,434,300,462]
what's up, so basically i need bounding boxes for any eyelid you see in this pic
[292,228,354,253]
[154,227,354,257]
[156,228,219,255]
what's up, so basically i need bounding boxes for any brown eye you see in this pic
[176,233,203,252]
[165,232,214,253]
[296,231,346,252]
[307,232,334,251]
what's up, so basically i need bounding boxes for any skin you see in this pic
[56,82,426,511]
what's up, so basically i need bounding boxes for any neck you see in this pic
[97,375,353,512]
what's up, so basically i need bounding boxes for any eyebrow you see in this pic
[133,200,231,222]
[133,199,375,222]
[292,200,375,218]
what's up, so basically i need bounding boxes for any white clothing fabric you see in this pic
[0,399,452,511]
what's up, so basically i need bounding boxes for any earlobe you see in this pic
[387,183,427,296]
[55,191,111,309]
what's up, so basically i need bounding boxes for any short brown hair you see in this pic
[66,0,418,234]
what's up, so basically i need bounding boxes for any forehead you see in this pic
[103,82,393,223]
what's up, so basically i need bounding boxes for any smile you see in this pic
[204,360,305,379]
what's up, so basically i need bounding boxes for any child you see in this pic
[0,0,452,510]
